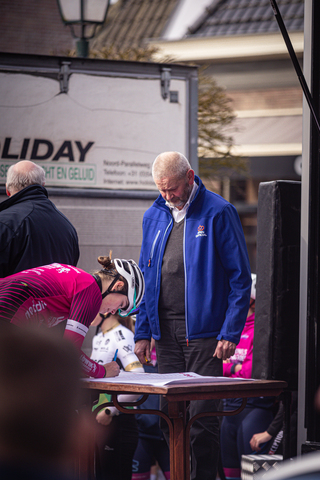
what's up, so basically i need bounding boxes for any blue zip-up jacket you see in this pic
[135,176,251,345]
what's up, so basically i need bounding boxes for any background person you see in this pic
[0,324,91,480]
[90,312,144,480]
[249,391,298,458]
[220,273,275,480]
[249,405,284,455]
[134,151,252,480]
[222,274,257,380]
[0,254,144,379]
[0,160,79,277]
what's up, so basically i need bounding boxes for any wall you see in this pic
[0,0,74,56]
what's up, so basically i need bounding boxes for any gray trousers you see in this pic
[155,318,222,480]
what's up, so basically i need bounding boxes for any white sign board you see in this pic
[0,58,197,190]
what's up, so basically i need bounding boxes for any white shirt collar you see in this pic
[166,181,198,223]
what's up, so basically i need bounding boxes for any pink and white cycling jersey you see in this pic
[0,263,106,378]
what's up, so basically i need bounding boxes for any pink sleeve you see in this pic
[63,325,106,378]
[79,351,106,378]
[233,344,253,379]
[223,362,233,377]
[226,344,253,379]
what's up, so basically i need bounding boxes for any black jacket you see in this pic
[0,185,79,277]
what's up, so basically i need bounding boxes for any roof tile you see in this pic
[188,0,304,37]
[92,0,179,50]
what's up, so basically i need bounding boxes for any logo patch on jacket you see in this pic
[196,225,207,238]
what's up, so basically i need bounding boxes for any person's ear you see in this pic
[113,281,125,292]
[5,186,11,197]
[187,169,195,185]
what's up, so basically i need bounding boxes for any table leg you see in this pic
[168,401,187,480]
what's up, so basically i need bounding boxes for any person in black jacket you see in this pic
[0,160,79,277]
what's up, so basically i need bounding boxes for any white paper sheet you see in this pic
[82,370,253,386]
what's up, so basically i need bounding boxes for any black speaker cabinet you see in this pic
[252,180,301,390]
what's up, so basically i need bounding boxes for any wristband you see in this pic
[105,407,119,417]
[231,364,236,375]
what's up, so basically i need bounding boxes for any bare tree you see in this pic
[197,68,248,179]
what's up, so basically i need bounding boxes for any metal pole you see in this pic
[297,0,312,452]
[76,37,89,57]
[76,0,89,57]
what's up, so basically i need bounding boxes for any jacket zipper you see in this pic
[183,218,189,345]
[148,230,160,267]
[156,219,172,291]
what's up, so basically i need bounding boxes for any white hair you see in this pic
[152,152,191,180]
[6,161,45,194]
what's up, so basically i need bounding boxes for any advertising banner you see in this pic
[0,56,197,190]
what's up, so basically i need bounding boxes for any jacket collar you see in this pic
[0,184,48,212]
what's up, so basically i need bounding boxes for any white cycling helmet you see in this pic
[94,257,145,316]
[113,259,145,316]
[251,273,257,300]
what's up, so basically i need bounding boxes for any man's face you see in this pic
[155,170,194,210]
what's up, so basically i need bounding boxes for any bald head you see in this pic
[152,152,192,181]
[6,160,45,196]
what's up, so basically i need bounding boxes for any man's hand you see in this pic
[213,340,236,360]
[134,339,151,365]
[103,361,120,378]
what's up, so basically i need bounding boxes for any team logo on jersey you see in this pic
[57,266,70,274]
[196,225,207,238]
[47,315,65,328]
[123,345,133,353]
[25,300,47,319]
[115,330,125,342]
[45,263,71,274]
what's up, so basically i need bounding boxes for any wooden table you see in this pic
[80,378,287,480]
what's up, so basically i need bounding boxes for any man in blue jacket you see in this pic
[0,160,79,277]
[134,151,251,480]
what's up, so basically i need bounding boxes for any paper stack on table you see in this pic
[82,370,252,386]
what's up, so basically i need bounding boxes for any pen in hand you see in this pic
[113,349,118,361]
